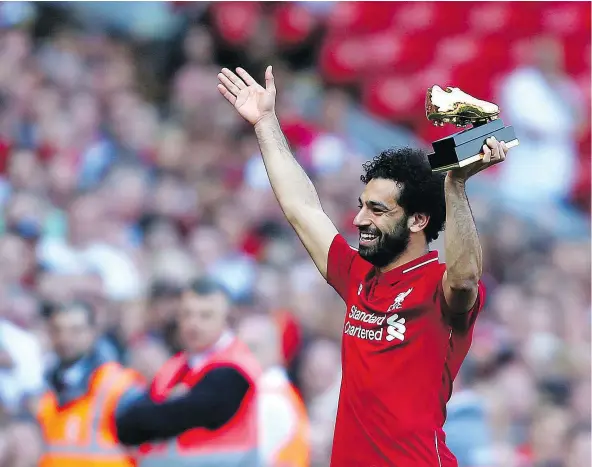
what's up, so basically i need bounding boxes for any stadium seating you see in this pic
[211,1,590,205]
[318,2,590,108]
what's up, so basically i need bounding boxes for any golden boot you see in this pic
[426,86,500,127]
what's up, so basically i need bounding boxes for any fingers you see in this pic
[217,72,241,97]
[500,141,508,160]
[236,67,258,87]
[221,68,247,91]
[219,66,273,94]
[217,84,236,105]
[484,136,509,165]
[481,143,492,163]
[237,66,272,93]
[264,65,276,94]
[485,136,500,159]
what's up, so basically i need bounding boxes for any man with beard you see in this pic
[217,66,509,467]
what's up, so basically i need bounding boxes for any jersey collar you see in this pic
[376,251,439,284]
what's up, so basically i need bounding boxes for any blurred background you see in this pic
[0,1,589,466]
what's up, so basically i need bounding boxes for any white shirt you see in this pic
[0,319,44,413]
[499,67,582,202]
[188,331,235,369]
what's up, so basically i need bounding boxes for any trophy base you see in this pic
[427,119,519,172]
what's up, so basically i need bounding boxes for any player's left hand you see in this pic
[447,136,508,181]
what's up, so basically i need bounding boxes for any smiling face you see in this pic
[354,178,413,268]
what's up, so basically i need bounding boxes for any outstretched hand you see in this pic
[217,66,276,126]
[448,136,509,182]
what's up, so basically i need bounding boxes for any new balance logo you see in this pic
[386,314,406,342]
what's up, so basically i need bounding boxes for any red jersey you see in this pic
[327,234,485,467]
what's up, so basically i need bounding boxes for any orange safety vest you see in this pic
[263,374,310,467]
[37,362,140,467]
[138,336,262,467]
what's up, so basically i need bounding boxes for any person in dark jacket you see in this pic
[115,278,255,446]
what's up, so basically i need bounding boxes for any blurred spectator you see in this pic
[499,36,585,204]
[445,369,494,467]
[116,278,261,466]
[0,290,44,415]
[38,193,142,301]
[238,313,310,467]
[37,301,142,467]
[298,339,341,467]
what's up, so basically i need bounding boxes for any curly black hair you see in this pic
[360,147,446,243]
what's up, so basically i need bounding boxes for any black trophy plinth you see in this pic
[427,119,519,172]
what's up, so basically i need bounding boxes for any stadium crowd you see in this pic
[0,2,589,467]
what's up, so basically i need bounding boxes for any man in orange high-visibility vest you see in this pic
[238,313,310,467]
[115,278,262,467]
[37,301,144,467]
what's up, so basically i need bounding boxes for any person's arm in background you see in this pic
[442,137,509,314]
[217,66,338,279]
[115,367,250,445]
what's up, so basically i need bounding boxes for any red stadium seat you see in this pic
[391,2,470,35]
[388,32,437,73]
[539,1,592,37]
[433,34,512,77]
[273,4,317,46]
[319,33,387,84]
[0,138,10,174]
[210,2,261,44]
[320,31,435,84]
[469,2,543,38]
[362,75,425,122]
[508,37,536,68]
[362,66,454,123]
[564,37,591,76]
[327,2,399,35]
[467,2,513,36]
[413,66,455,93]
[575,72,592,108]
[432,35,482,68]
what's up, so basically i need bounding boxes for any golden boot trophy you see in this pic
[425,86,519,172]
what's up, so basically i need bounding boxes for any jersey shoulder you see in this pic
[403,262,446,295]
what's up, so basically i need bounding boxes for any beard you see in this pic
[358,215,411,268]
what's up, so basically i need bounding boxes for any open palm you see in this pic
[217,66,276,126]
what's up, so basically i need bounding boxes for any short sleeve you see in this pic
[326,234,358,300]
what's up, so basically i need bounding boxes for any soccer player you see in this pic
[217,66,509,466]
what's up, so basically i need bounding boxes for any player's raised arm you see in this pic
[442,137,509,313]
[217,66,338,278]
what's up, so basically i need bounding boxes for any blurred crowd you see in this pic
[0,2,589,467]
